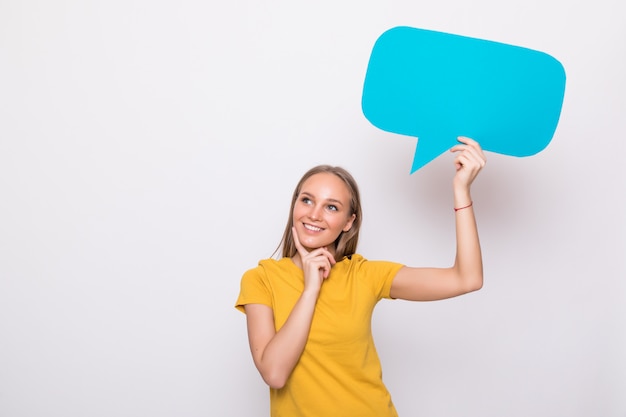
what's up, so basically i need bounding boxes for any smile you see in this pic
[303,223,324,232]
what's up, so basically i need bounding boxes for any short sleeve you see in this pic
[234,265,273,314]
[356,258,404,300]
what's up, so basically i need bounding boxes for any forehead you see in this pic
[300,172,351,200]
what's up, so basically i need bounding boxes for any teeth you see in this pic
[304,224,322,232]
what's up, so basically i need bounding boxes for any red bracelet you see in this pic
[454,202,473,212]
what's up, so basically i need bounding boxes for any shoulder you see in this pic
[336,254,404,299]
[338,253,403,272]
[236,259,290,313]
[242,257,297,280]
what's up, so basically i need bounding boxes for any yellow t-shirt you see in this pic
[235,254,404,417]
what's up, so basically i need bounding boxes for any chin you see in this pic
[302,237,332,250]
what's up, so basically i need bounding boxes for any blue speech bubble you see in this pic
[362,26,566,173]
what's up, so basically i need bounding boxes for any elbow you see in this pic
[466,273,483,293]
[267,380,287,390]
[455,259,483,294]
[263,372,288,390]
[458,271,483,294]
[260,367,289,390]
[470,280,483,293]
[453,261,483,295]
[254,350,297,390]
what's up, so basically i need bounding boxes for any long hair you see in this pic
[275,165,362,260]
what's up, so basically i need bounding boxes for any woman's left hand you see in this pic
[450,136,487,190]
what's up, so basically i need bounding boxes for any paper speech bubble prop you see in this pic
[362,26,566,173]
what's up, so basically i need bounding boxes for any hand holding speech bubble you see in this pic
[362,26,566,173]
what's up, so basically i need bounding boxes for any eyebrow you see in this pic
[300,191,345,207]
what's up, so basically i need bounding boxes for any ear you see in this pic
[343,213,356,232]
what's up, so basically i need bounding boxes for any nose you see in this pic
[308,204,323,221]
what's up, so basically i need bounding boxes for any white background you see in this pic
[1,1,624,416]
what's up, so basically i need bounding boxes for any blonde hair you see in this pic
[276,165,362,260]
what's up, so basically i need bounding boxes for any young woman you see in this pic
[235,137,486,417]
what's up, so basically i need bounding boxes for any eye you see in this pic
[327,204,338,211]
[301,197,312,205]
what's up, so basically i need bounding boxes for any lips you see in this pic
[303,223,324,232]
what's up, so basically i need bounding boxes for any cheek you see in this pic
[330,216,348,231]
[292,205,304,220]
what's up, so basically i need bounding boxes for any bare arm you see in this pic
[244,228,334,389]
[390,137,486,301]
[244,293,317,389]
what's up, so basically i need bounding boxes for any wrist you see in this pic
[453,188,472,208]
[301,287,321,300]
[454,201,473,212]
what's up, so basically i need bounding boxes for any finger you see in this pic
[455,153,484,173]
[454,153,485,179]
[322,247,337,265]
[451,144,486,169]
[308,247,337,266]
[291,226,309,257]
[451,137,486,159]
[450,143,485,160]
[453,153,470,172]
[320,262,330,279]
[460,147,485,166]
[456,136,484,152]
[306,248,336,279]
[463,143,487,165]
[319,255,332,278]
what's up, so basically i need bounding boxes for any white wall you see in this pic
[1,1,624,416]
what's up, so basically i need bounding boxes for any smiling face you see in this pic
[292,172,356,255]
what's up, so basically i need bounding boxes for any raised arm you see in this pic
[244,227,334,389]
[389,137,486,301]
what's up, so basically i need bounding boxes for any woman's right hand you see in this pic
[244,229,334,389]
[292,226,336,295]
